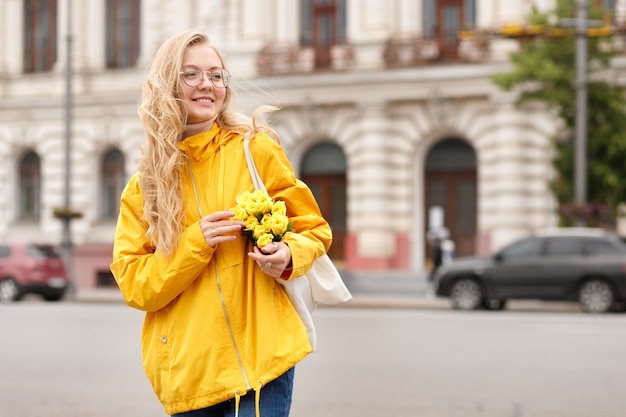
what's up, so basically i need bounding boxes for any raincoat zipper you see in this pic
[183,152,252,392]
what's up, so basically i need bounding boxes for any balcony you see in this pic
[256,43,355,76]
[383,34,490,67]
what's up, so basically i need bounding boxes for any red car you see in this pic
[0,244,69,302]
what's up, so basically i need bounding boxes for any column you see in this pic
[347,103,397,268]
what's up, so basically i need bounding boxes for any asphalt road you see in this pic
[2,301,626,417]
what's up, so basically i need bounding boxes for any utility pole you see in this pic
[574,0,588,226]
[62,0,75,296]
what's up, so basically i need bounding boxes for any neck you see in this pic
[183,117,217,139]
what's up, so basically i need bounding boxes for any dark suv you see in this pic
[433,228,626,313]
[0,244,69,302]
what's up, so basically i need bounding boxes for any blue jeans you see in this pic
[172,367,295,417]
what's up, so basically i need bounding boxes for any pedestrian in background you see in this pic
[110,29,332,417]
[427,226,449,282]
[429,236,444,282]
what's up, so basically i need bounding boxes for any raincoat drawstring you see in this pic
[233,384,263,417]
[255,383,263,417]
[234,392,241,417]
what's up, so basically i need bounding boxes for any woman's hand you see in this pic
[200,210,244,247]
[248,241,292,278]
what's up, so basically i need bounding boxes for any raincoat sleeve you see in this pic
[110,174,216,312]
[249,134,333,279]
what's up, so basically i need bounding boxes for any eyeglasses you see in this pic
[179,67,231,88]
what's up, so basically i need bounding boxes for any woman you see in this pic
[110,29,332,417]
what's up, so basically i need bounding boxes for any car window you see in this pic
[500,237,543,259]
[544,237,583,256]
[583,237,625,255]
[27,245,61,259]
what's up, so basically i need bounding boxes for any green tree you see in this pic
[493,1,626,226]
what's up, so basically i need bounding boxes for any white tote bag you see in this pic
[243,138,352,349]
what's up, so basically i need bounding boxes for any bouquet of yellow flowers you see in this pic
[232,189,293,247]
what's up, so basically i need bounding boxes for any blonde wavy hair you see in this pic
[137,29,279,257]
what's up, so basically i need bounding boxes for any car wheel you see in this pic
[450,278,483,310]
[483,298,507,311]
[578,279,614,313]
[0,278,19,303]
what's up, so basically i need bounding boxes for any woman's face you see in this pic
[179,43,228,136]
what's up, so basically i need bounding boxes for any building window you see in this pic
[423,0,476,60]
[106,0,141,68]
[23,0,57,73]
[19,152,41,220]
[101,149,125,219]
[301,0,346,69]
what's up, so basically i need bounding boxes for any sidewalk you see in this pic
[72,269,442,309]
[71,270,581,312]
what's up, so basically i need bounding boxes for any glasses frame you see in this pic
[179,67,231,89]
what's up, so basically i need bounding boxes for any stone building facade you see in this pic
[1,0,623,289]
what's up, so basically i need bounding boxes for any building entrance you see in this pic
[300,142,347,261]
[424,138,477,261]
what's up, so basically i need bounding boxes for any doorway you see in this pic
[300,142,347,260]
[424,138,477,260]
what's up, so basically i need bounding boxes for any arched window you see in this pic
[301,142,347,175]
[19,151,41,220]
[101,149,125,219]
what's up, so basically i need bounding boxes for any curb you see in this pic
[72,289,446,310]
[70,290,584,313]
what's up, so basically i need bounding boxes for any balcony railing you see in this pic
[256,43,355,76]
[383,34,490,67]
[254,34,490,76]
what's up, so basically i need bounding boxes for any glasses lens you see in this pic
[181,70,201,87]
[211,70,230,88]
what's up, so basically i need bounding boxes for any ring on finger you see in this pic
[265,262,272,268]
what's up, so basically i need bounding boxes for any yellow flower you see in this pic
[260,213,272,230]
[256,233,274,248]
[253,223,271,240]
[235,191,252,208]
[245,190,272,216]
[268,213,290,236]
[244,215,260,231]
[272,200,287,216]
[232,205,248,221]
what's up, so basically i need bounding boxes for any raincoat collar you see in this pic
[179,122,225,161]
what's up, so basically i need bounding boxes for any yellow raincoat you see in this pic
[110,123,332,415]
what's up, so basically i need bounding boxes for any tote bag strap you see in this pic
[243,138,266,192]
[242,137,319,348]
